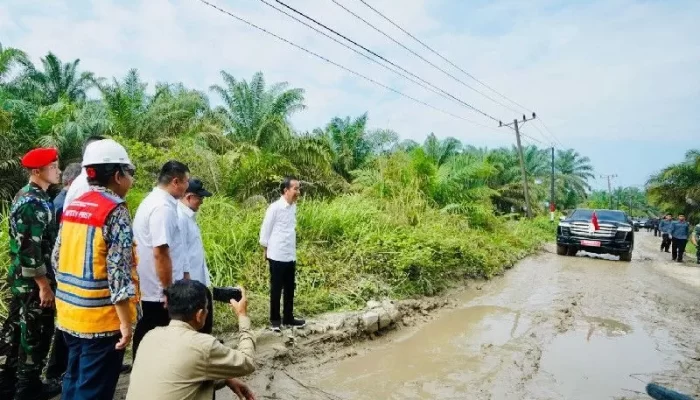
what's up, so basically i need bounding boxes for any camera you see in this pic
[212,287,243,303]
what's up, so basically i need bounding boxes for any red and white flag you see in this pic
[591,211,600,231]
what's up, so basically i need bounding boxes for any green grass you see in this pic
[0,193,554,330]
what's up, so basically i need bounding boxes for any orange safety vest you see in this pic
[56,190,140,334]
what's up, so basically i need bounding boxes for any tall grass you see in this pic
[0,193,554,328]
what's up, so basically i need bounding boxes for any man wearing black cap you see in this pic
[177,178,241,334]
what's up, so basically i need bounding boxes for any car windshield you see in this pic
[570,209,628,222]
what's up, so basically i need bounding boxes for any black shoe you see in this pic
[270,321,281,332]
[283,318,306,328]
[672,258,676,261]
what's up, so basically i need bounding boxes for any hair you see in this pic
[62,163,82,185]
[82,135,106,155]
[158,160,190,185]
[163,280,208,321]
[85,164,125,187]
[280,176,299,194]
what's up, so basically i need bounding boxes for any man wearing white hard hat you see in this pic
[51,139,141,400]
[62,135,106,208]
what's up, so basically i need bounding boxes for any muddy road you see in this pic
[228,232,700,400]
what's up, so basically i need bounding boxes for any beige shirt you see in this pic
[126,317,256,400]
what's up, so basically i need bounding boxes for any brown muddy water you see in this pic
[238,232,700,400]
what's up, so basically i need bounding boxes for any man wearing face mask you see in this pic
[0,148,62,400]
[126,280,256,400]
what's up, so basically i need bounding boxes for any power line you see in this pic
[354,0,532,114]
[329,0,522,116]
[196,0,507,135]
[353,0,567,148]
[269,0,502,124]
[255,0,502,125]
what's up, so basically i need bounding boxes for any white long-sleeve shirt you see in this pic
[63,169,90,208]
[259,197,297,262]
[177,201,211,287]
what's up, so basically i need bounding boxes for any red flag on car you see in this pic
[591,211,600,231]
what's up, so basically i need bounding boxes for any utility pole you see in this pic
[550,146,555,222]
[600,174,617,209]
[499,113,537,218]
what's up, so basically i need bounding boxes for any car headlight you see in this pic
[558,222,571,228]
[617,226,632,232]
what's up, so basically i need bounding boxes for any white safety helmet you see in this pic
[81,139,134,168]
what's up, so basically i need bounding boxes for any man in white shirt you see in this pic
[62,135,105,207]
[259,177,305,331]
[132,160,190,360]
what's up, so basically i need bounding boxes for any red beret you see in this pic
[21,147,58,169]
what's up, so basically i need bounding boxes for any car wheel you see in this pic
[556,245,568,255]
[620,252,632,262]
[567,247,578,257]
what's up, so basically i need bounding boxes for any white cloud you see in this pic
[2,0,699,185]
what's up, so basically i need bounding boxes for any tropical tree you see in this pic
[209,71,305,149]
[0,43,28,83]
[318,113,374,180]
[647,150,700,219]
[555,149,594,209]
[17,52,97,105]
[422,133,461,167]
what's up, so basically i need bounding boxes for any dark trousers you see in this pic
[198,288,214,335]
[269,259,297,324]
[0,288,55,399]
[62,333,123,400]
[132,301,170,362]
[661,233,671,252]
[672,238,688,261]
[45,327,69,380]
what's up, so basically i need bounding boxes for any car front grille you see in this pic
[569,222,616,238]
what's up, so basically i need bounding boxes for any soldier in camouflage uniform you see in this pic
[692,222,700,264]
[0,148,62,400]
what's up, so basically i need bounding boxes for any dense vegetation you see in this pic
[584,186,658,217]
[647,150,700,222]
[1,44,595,325]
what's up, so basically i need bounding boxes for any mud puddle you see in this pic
[247,233,700,400]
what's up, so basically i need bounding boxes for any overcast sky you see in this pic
[2,0,699,188]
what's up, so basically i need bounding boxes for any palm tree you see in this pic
[422,133,462,166]
[0,43,28,83]
[320,113,374,180]
[647,150,700,219]
[555,149,594,209]
[20,52,97,105]
[209,71,305,149]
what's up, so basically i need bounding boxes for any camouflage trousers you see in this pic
[0,288,55,399]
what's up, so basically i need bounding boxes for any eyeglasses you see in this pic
[121,166,136,178]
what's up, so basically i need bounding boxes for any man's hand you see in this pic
[262,248,267,262]
[38,285,55,308]
[226,378,256,400]
[116,323,133,350]
[229,287,248,318]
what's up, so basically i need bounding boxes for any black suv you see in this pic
[556,209,635,261]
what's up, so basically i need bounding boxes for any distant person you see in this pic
[653,218,660,237]
[52,162,82,223]
[126,280,256,400]
[132,161,190,360]
[52,139,139,399]
[670,214,690,262]
[691,221,700,265]
[259,177,305,331]
[659,214,673,253]
[63,135,106,207]
[177,178,241,334]
[0,148,62,399]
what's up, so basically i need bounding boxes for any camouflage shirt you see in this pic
[7,182,58,295]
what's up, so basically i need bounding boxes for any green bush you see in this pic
[0,193,553,329]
